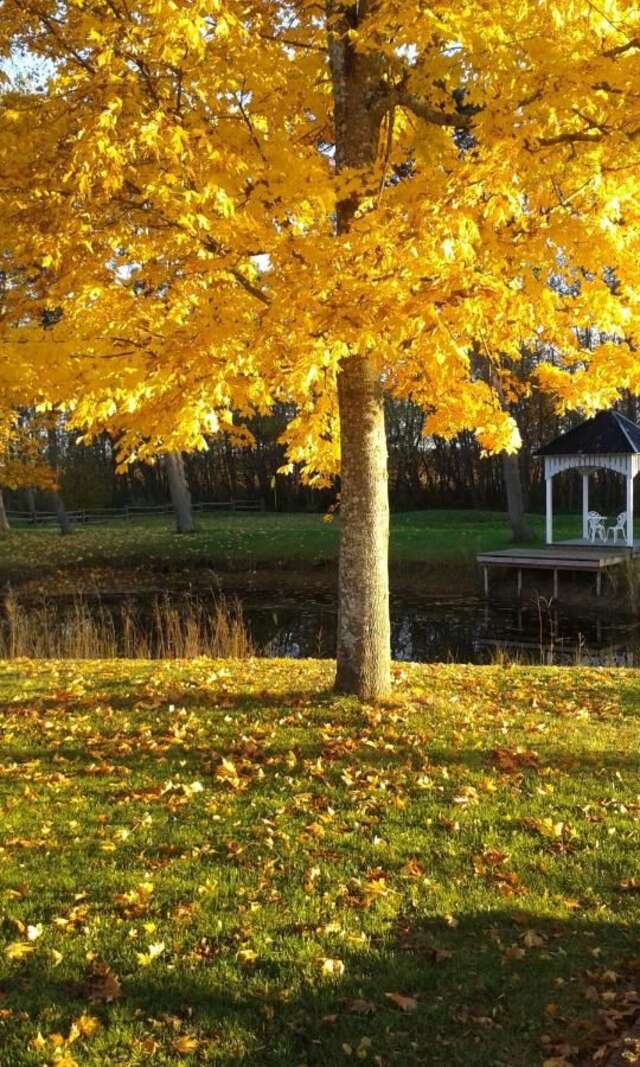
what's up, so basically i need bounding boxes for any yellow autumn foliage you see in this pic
[0,2,639,475]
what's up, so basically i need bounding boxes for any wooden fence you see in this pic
[6,499,265,526]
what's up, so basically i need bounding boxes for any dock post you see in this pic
[553,569,558,598]
[517,568,522,598]
[596,570,602,597]
[545,476,554,544]
[483,566,489,598]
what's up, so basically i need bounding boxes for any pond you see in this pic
[251,592,640,666]
[4,588,640,666]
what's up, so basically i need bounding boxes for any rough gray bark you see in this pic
[47,428,72,536]
[25,487,37,524]
[328,1,391,700]
[502,452,533,541]
[165,452,194,534]
[52,491,72,536]
[0,490,10,534]
[335,357,391,699]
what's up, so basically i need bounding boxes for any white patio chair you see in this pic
[607,511,628,544]
[586,511,607,543]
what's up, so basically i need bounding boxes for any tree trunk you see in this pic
[25,487,37,524]
[502,452,532,541]
[0,489,10,534]
[53,491,72,536]
[335,357,391,700]
[47,427,72,536]
[329,1,391,700]
[165,452,194,534]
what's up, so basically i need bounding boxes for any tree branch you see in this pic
[394,90,472,128]
[537,130,603,146]
[603,36,640,58]
[258,32,326,53]
[228,269,271,307]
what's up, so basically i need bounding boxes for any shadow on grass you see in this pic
[2,911,638,1066]
[0,728,639,783]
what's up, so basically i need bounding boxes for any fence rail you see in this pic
[6,499,265,526]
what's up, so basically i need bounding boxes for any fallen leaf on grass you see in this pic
[237,947,258,966]
[385,992,417,1012]
[73,1015,100,1038]
[522,929,545,948]
[320,957,345,977]
[342,998,376,1015]
[81,963,122,1003]
[136,941,165,966]
[619,877,640,892]
[5,941,34,960]
[51,1055,79,1067]
[503,944,526,961]
[172,1035,199,1054]
[492,747,540,774]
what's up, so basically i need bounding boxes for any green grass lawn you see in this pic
[0,659,639,1065]
[0,510,582,580]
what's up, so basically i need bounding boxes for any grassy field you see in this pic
[0,658,639,1065]
[0,510,581,582]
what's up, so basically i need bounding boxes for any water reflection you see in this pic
[5,589,640,665]
[251,594,640,666]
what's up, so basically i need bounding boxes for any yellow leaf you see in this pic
[172,1035,200,1054]
[73,1015,100,1038]
[52,1055,79,1067]
[237,947,257,965]
[320,957,345,977]
[5,941,34,960]
[136,941,165,966]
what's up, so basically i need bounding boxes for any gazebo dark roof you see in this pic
[537,410,640,457]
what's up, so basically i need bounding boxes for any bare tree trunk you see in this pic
[165,452,194,534]
[25,487,37,524]
[47,427,72,536]
[0,489,10,534]
[52,491,72,536]
[335,357,391,699]
[329,1,391,700]
[502,452,532,541]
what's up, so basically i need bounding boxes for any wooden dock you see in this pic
[477,542,638,598]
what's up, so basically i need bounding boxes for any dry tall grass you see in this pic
[0,591,255,659]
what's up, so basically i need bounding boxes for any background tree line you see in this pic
[6,389,640,527]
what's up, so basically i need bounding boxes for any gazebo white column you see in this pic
[627,457,635,547]
[538,413,640,555]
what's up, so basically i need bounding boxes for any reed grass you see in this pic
[0,590,254,659]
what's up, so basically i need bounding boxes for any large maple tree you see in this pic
[1,0,640,697]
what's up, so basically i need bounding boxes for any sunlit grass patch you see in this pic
[0,509,581,586]
[0,659,638,1065]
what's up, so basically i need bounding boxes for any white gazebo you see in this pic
[537,410,640,549]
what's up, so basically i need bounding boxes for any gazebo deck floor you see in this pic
[477,541,638,571]
[476,539,639,598]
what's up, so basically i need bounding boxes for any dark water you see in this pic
[7,589,640,665]
[250,593,640,665]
